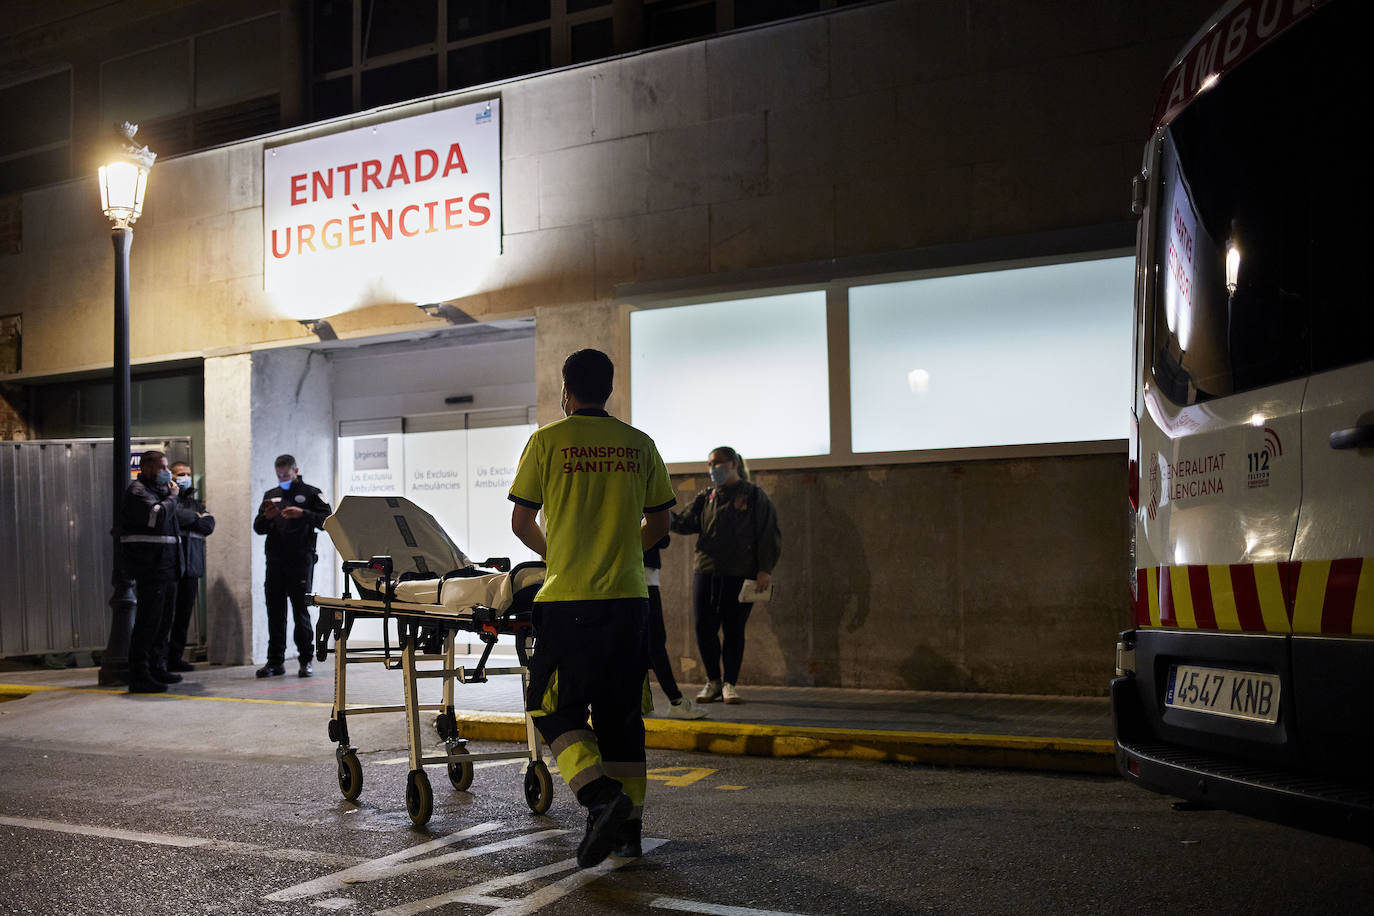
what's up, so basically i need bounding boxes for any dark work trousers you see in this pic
[692,572,753,685]
[167,575,199,665]
[265,557,315,666]
[129,576,177,678]
[525,598,650,811]
[646,585,683,703]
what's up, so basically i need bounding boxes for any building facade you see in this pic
[0,0,1219,692]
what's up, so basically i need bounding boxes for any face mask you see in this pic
[279,478,293,490]
[175,476,192,490]
[156,469,173,485]
[708,465,731,486]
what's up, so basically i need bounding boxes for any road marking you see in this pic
[373,839,668,916]
[0,814,363,867]
[312,899,356,911]
[646,766,716,787]
[267,824,566,901]
[714,785,746,791]
[649,897,811,915]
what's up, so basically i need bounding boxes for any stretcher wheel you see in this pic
[337,752,363,801]
[447,748,474,791]
[406,769,433,826]
[524,760,553,815]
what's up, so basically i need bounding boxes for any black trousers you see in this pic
[646,585,683,702]
[692,572,753,685]
[167,575,199,664]
[265,557,314,666]
[129,575,177,678]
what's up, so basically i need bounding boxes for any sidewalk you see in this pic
[0,654,1116,775]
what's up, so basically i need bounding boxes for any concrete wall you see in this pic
[659,454,1128,695]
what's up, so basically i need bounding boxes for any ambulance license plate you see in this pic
[1165,665,1281,724]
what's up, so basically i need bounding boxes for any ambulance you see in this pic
[1113,0,1374,839]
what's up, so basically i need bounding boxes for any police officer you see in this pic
[253,454,331,678]
[509,348,675,868]
[121,450,185,694]
[166,460,215,672]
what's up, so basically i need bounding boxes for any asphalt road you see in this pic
[1,692,1372,915]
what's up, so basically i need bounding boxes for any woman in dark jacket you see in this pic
[669,446,781,704]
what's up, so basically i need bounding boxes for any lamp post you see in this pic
[96,123,156,686]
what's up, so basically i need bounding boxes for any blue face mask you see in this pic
[279,478,293,490]
[156,469,173,485]
[708,465,731,486]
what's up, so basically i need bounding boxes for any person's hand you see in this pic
[756,570,772,591]
[166,480,179,497]
[261,501,281,519]
[281,506,304,519]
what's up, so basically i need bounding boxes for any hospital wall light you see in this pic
[419,302,476,325]
[299,318,338,341]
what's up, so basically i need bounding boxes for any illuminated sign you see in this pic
[263,100,501,320]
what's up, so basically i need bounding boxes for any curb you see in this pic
[0,683,1117,776]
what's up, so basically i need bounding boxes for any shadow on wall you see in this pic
[206,576,247,665]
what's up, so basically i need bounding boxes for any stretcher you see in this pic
[307,495,553,827]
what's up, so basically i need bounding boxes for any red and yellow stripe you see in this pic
[1135,557,1374,634]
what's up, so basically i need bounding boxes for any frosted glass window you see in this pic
[849,257,1133,452]
[630,292,830,464]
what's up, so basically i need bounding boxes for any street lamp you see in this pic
[97,122,156,686]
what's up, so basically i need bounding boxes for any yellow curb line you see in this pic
[0,682,1116,774]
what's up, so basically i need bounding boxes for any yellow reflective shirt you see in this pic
[508,410,676,601]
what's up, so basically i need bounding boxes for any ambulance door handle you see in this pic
[1329,424,1374,450]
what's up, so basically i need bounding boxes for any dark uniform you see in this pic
[168,485,215,668]
[120,476,184,684]
[670,479,781,687]
[252,479,331,670]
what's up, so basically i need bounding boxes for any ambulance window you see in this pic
[1150,0,1372,404]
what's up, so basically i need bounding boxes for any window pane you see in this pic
[735,0,819,28]
[645,1,715,47]
[0,148,69,194]
[631,291,830,463]
[197,16,279,108]
[567,0,611,11]
[849,258,1133,452]
[361,56,438,108]
[0,71,70,156]
[448,0,549,41]
[102,43,191,124]
[364,0,437,58]
[313,76,353,120]
[570,18,614,64]
[312,0,354,74]
[448,30,550,89]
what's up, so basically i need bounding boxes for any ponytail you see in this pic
[712,445,749,481]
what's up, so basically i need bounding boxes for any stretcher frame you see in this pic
[308,555,553,827]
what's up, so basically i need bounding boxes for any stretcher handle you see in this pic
[342,555,394,577]
[476,557,511,573]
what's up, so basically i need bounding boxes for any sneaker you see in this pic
[256,663,286,678]
[667,696,707,720]
[166,658,196,673]
[722,682,741,704]
[613,818,643,858]
[150,668,183,685]
[577,791,632,868]
[298,661,314,678]
[696,680,723,703]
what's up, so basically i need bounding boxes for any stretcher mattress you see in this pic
[324,495,472,593]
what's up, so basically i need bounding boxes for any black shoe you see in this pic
[150,668,183,684]
[577,791,632,869]
[256,663,286,678]
[612,818,642,858]
[128,677,168,694]
[167,658,196,672]
[298,661,313,678]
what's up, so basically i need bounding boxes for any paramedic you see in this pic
[644,533,706,720]
[166,461,215,672]
[253,454,331,678]
[120,450,184,694]
[509,348,675,868]
[670,446,781,705]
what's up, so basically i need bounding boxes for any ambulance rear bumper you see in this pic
[1113,674,1374,843]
